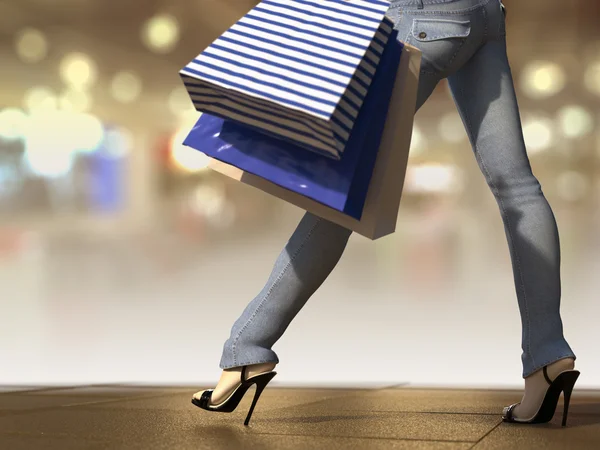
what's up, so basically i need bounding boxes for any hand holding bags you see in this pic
[180,0,395,160]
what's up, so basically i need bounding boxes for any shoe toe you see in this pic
[502,403,520,421]
[192,389,208,401]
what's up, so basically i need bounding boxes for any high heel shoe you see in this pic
[503,365,580,427]
[191,365,277,426]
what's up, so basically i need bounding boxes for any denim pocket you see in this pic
[410,19,471,42]
[404,18,472,75]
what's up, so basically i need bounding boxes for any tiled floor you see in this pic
[1,385,599,449]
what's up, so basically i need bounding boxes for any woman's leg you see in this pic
[216,73,441,374]
[219,213,352,369]
[447,37,576,379]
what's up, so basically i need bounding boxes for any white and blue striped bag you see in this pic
[180,0,394,160]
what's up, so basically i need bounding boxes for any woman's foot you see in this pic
[508,357,575,421]
[193,362,277,406]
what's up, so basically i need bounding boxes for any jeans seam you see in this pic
[390,0,493,15]
[481,2,488,41]
[454,80,535,369]
[230,217,323,366]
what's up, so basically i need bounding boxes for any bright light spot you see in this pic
[520,61,566,99]
[110,71,143,103]
[0,108,29,141]
[206,201,237,228]
[24,149,73,178]
[170,124,211,173]
[24,112,75,177]
[70,113,105,153]
[522,117,554,153]
[23,111,105,177]
[584,62,600,96]
[168,86,194,116]
[556,171,589,201]
[191,184,225,218]
[24,86,57,112]
[15,28,48,64]
[141,14,180,54]
[59,88,92,112]
[102,128,134,159]
[438,113,466,143]
[404,164,464,194]
[59,52,97,89]
[557,105,594,139]
[409,125,426,157]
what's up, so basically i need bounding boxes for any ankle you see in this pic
[247,362,276,377]
[526,358,575,382]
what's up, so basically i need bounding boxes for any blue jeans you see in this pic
[219,0,576,378]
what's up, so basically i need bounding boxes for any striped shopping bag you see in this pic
[179,0,394,160]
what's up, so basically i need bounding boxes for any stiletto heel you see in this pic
[560,371,579,427]
[191,365,277,426]
[244,374,273,426]
[503,366,580,426]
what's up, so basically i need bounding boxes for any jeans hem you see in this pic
[219,358,279,370]
[229,217,322,366]
[523,353,576,379]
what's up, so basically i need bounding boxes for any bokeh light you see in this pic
[24,112,76,178]
[556,105,594,139]
[102,127,134,159]
[191,183,226,219]
[24,86,58,112]
[23,111,105,177]
[14,28,48,64]
[520,61,566,99]
[141,14,180,54]
[522,116,554,153]
[0,108,29,141]
[110,71,143,104]
[58,88,92,113]
[59,52,98,90]
[170,118,211,173]
[206,201,237,228]
[405,163,464,194]
[584,61,600,96]
[71,113,105,153]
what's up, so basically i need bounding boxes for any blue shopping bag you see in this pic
[180,0,394,160]
[183,31,403,220]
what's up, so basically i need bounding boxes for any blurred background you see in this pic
[0,0,599,389]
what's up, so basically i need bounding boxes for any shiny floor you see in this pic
[1,384,599,449]
[1,201,599,388]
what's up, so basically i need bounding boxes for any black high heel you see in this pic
[191,365,277,426]
[503,366,580,427]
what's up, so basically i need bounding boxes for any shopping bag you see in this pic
[207,44,422,240]
[180,0,394,160]
[183,29,402,220]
